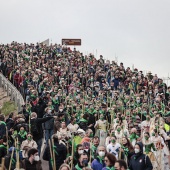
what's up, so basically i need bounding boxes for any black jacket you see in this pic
[43,141,67,170]
[30,117,53,141]
[129,142,153,170]
[42,113,54,130]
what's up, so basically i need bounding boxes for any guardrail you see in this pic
[0,73,25,113]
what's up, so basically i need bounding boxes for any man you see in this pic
[30,112,54,155]
[43,134,67,170]
[20,133,37,158]
[20,148,42,170]
[74,153,91,170]
[91,146,106,170]
[43,107,55,145]
[129,142,153,170]
[92,136,100,159]
[114,160,127,170]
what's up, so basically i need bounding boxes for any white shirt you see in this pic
[107,143,121,158]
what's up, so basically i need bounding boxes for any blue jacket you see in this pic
[91,157,105,170]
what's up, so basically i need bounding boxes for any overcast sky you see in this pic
[1,0,170,80]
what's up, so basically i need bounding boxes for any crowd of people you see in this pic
[0,41,170,170]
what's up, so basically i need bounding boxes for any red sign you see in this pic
[62,39,81,46]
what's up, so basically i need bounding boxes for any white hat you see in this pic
[77,129,85,134]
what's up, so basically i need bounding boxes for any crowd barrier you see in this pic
[0,73,25,113]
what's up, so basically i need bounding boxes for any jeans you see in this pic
[45,129,53,145]
[36,138,43,156]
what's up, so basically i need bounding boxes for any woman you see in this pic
[120,137,134,164]
[74,144,84,166]
[102,153,117,170]
[142,132,156,169]
[94,114,107,145]
[57,122,71,142]
[20,133,38,158]
[129,142,153,170]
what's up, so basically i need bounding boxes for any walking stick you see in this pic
[48,139,54,169]
[6,126,9,154]
[9,147,15,170]
[52,138,56,170]
[16,138,20,169]
[89,143,93,165]
[71,136,74,170]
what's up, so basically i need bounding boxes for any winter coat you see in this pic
[129,142,153,170]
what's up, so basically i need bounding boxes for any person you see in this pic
[107,136,121,159]
[142,132,157,169]
[20,132,38,158]
[164,113,170,150]
[20,148,42,170]
[120,137,134,164]
[0,114,6,140]
[43,107,55,145]
[59,163,71,170]
[102,153,117,170]
[79,113,90,131]
[67,117,79,134]
[129,142,153,170]
[30,112,54,155]
[43,134,67,170]
[81,129,93,144]
[57,121,71,142]
[73,144,84,165]
[150,129,170,170]
[91,136,100,160]
[114,160,128,170]
[94,114,107,145]
[16,126,27,144]
[91,145,106,170]
[0,136,7,164]
[74,153,91,170]
[129,128,139,147]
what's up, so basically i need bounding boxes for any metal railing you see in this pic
[0,73,25,113]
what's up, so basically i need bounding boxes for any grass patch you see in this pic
[1,101,17,116]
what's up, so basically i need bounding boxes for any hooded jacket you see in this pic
[129,142,153,170]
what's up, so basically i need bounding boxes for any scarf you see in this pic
[18,131,27,138]
[97,156,104,164]
[106,167,115,170]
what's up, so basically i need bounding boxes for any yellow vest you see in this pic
[164,123,170,132]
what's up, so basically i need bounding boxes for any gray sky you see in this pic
[1,0,170,80]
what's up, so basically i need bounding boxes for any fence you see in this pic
[0,73,25,113]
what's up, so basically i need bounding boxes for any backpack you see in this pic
[4,153,16,170]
